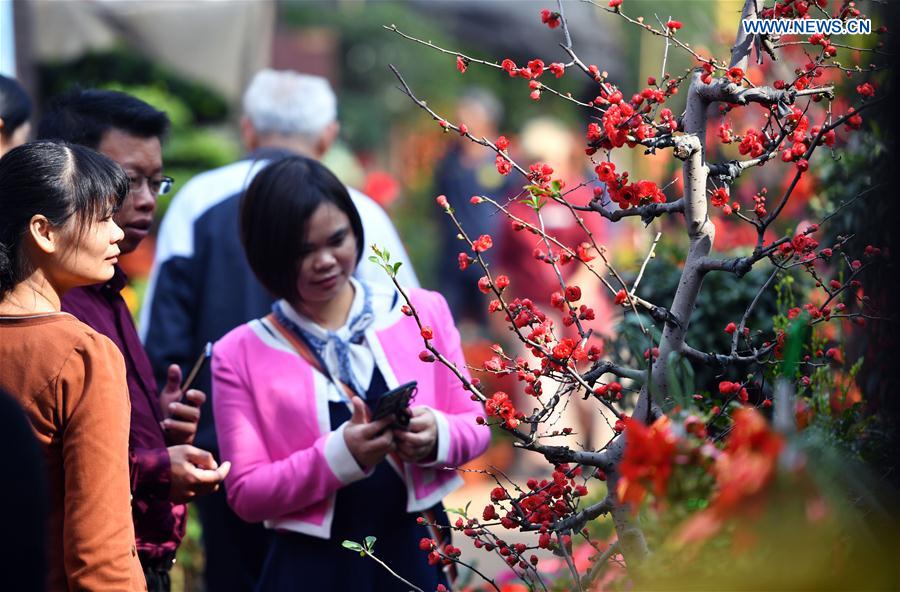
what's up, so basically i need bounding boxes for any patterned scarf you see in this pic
[271,282,374,399]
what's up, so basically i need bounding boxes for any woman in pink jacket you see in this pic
[212,156,490,591]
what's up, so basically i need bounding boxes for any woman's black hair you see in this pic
[0,141,129,298]
[0,75,31,138]
[240,155,364,301]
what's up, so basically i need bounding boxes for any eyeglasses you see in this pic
[128,174,174,196]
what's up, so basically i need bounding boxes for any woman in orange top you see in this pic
[0,141,146,591]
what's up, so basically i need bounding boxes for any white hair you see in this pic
[242,69,337,139]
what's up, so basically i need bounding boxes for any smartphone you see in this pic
[180,342,212,403]
[372,381,417,428]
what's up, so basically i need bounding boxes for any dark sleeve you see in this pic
[144,255,198,387]
[130,446,172,499]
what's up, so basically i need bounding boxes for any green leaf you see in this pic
[364,536,376,551]
[368,255,378,264]
[341,540,364,552]
[383,248,391,262]
[782,312,812,378]
[665,351,695,411]
[393,261,403,274]
[550,179,562,193]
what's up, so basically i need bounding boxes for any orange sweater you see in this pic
[0,313,146,591]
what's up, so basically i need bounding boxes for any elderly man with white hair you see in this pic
[141,69,419,592]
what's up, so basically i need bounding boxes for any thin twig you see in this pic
[631,232,662,297]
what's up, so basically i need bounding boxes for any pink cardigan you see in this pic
[212,288,490,538]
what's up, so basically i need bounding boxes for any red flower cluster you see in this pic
[856,82,875,97]
[605,175,666,210]
[718,121,734,143]
[752,188,768,217]
[719,380,749,403]
[499,465,587,531]
[739,128,766,158]
[617,416,678,507]
[674,409,785,546]
[529,162,554,188]
[485,391,519,428]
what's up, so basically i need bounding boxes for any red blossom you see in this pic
[548,62,565,78]
[527,59,545,78]
[724,322,737,334]
[710,187,729,208]
[666,19,682,31]
[472,234,493,253]
[856,82,875,97]
[456,55,468,74]
[595,161,616,183]
[565,285,582,302]
[495,154,512,175]
[540,9,561,29]
[436,194,449,210]
[420,326,433,340]
[726,66,744,84]
[614,289,628,305]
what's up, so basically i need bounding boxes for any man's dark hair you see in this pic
[0,75,32,137]
[240,156,364,301]
[37,88,170,148]
[0,141,128,298]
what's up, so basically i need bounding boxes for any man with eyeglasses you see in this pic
[38,89,228,592]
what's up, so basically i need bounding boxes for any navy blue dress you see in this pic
[254,369,451,591]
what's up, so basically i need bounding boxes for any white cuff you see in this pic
[325,423,372,484]
[418,406,451,467]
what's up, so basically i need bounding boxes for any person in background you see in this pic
[213,155,489,591]
[141,69,419,591]
[0,141,145,590]
[0,386,46,592]
[433,87,518,332]
[496,117,615,456]
[37,89,228,592]
[0,74,31,156]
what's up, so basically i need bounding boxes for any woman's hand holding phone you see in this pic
[394,408,437,463]
[343,397,396,471]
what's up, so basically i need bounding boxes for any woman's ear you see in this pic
[27,215,60,255]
